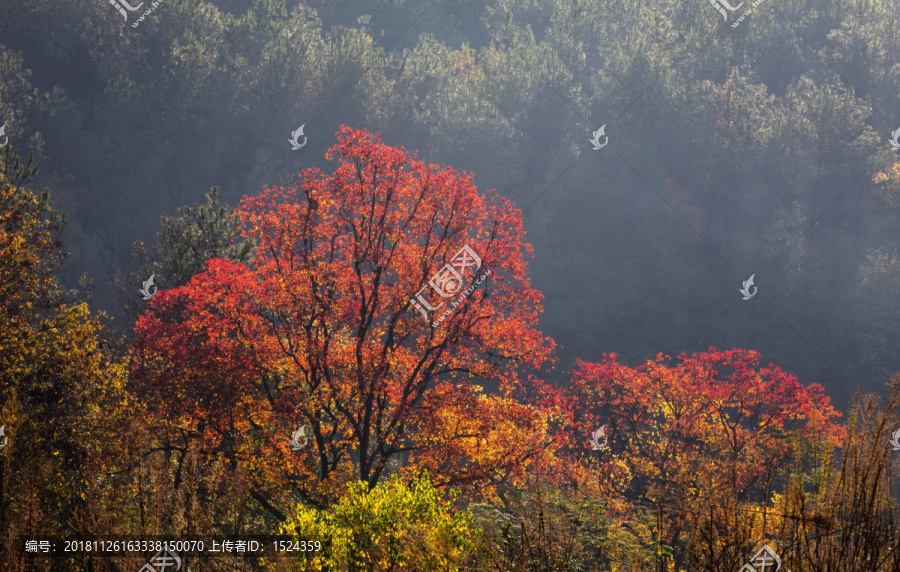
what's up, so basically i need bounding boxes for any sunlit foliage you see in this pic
[280,473,477,571]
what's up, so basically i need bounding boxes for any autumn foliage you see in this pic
[542,349,846,569]
[280,473,477,570]
[561,349,843,485]
[130,127,555,513]
[119,129,889,571]
[2,128,897,571]
[125,130,869,570]
[0,175,126,569]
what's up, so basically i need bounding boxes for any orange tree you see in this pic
[130,127,555,519]
[552,349,844,569]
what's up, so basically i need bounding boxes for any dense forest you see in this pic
[1,0,900,569]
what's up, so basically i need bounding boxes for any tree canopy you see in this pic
[130,127,555,515]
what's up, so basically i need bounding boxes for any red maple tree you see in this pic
[130,127,555,512]
[551,348,845,559]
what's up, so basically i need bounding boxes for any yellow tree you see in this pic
[0,163,126,568]
[280,473,477,570]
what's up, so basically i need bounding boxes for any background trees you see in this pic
[115,186,253,323]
